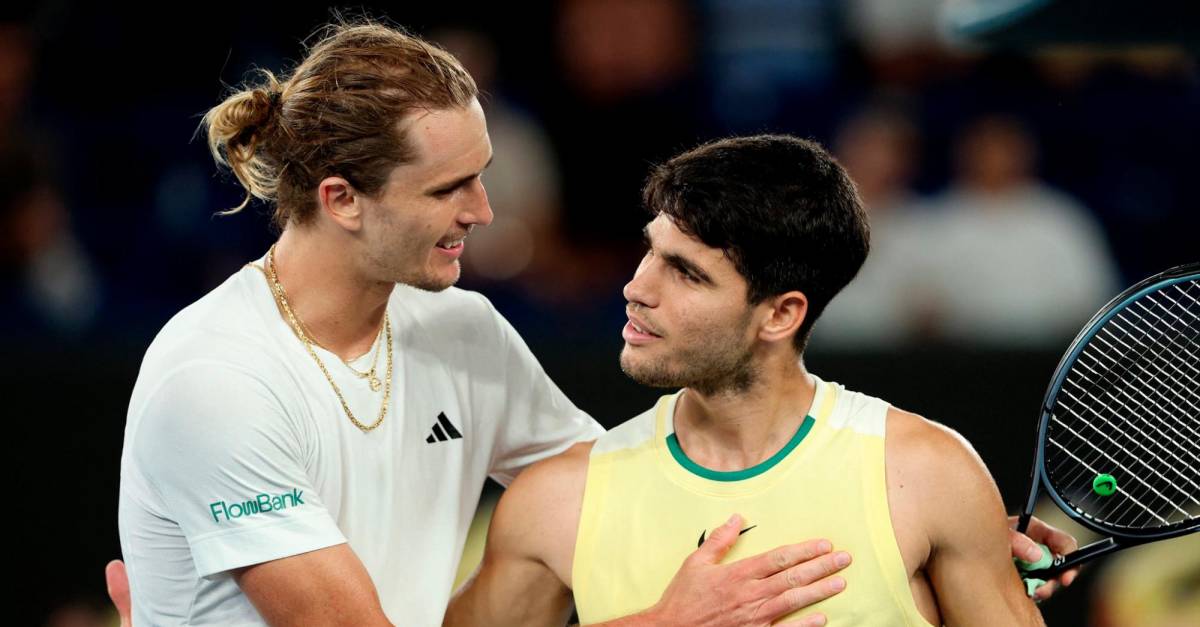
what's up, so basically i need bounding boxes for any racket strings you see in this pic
[1071,291,1200,526]
[1047,278,1200,529]
[1053,388,1199,504]
[1110,304,1200,441]
[1065,293,1200,475]
[1047,408,1186,526]
[1084,324,1200,463]
[1046,436,1171,525]
[1068,358,1200,471]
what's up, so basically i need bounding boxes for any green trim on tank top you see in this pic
[665,415,816,482]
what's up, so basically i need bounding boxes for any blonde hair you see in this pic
[202,20,478,228]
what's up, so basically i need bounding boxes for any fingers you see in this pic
[1033,580,1059,602]
[760,551,852,596]
[1040,524,1079,557]
[105,559,132,627]
[737,538,835,579]
[1019,516,1082,591]
[1008,529,1045,564]
[1022,516,1079,555]
[757,574,846,620]
[693,514,744,565]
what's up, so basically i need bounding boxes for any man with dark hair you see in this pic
[112,23,868,627]
[444,135,1063,627]
[108,20,1074,623]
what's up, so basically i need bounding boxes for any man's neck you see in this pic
[270,226,393,361]
[673,356,817,472]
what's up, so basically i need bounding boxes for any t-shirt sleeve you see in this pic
[477,298,605,485]
[130,360,346,578]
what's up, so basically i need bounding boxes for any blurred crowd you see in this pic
[4,1,1197,353]
[4,1,1195,350]
[5,1,1198,625]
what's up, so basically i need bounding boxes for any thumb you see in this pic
[105,559,132,627]
[1009,530,1044,564]
[696,514,744,564]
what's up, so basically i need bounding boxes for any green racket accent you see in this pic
[1024,578,1048,598]
[1092,473,1118,496]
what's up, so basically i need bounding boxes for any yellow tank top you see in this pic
[572,377,932,626]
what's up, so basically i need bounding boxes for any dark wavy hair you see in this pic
[642,134,870,352]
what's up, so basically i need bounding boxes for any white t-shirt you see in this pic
[118,259,603,626]
[925,184,1118,346]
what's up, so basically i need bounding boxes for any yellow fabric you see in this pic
[572,378,932,626]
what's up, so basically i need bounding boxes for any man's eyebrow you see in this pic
[428,155,494,192]
[642,226,715,285]
[662,252,714,285]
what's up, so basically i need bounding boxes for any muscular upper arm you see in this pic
[887,409,1043,627]
[445,442,592,627]
[235,543,391,626]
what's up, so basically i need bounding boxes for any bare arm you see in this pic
[234,544,392,626]
[106,546,392,626]
[444,444,584,627]
[888,410,1044,627]
[446,443,851,627]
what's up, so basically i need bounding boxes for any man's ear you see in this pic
[758,290,808,346]
[317,176,364,232]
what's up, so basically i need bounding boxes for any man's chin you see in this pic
[619,353,680,389]
[403,266,460,293]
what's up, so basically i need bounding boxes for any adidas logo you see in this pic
[425,412,463,443]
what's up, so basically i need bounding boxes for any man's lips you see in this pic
[434,233,469,258]
[627,313,661,337]
[623,311,662,345]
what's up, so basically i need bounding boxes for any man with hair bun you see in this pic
[115,21,858,627]
[115,20,1076,627]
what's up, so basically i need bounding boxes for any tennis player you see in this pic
[115,22,868,627]
[112,21,1077,627]
[444,135,1078,627]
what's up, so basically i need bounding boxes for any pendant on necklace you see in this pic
[369,375,382,392]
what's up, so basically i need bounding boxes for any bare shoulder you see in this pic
[885,407,992,487]
[488,441,595,584]
[884,407,1007,547]
[883,414,1043,625]
[503,441,594,506]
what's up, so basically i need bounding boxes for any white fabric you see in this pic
[925,184,1119,346]
[118,258,603,626]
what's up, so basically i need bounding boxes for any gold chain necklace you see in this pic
[284,297,385,392]
[262,245,392,432]
[345,334,384,392]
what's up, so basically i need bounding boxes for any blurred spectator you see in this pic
[813,105,937,349]
[435,30,566,287]
[0,21,100,338]
[701,0,842,131]
[844,0,944,57]
[547,0,701,259]
[924,115,1118,346]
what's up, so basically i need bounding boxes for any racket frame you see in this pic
[1017,262,1200,576]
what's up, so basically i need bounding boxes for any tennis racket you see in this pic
[1015,262,1200,586]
